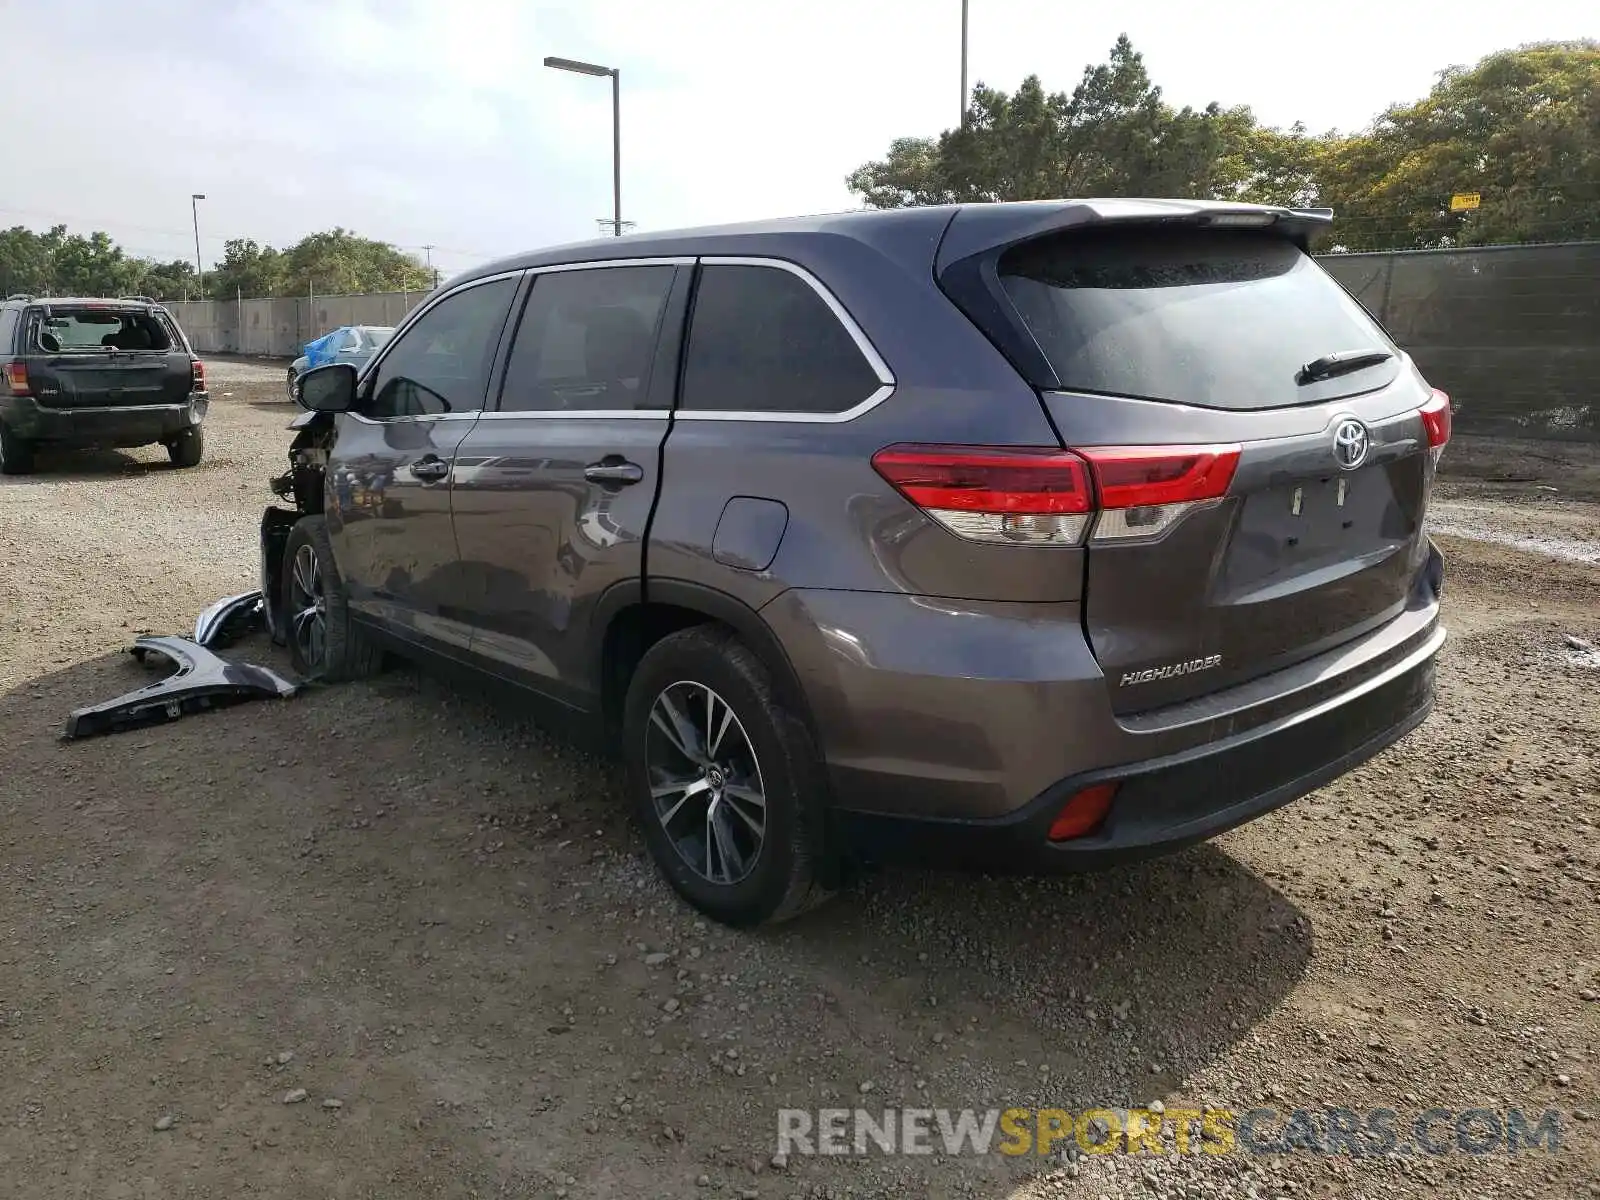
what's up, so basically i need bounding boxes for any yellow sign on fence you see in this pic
[1450,193,1482,212]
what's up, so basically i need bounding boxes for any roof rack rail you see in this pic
[119,295,160,305]
[5,293,32,302]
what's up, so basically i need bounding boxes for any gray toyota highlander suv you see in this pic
[264,198,1449,926]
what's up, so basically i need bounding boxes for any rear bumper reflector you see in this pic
[1046,782,1117,841]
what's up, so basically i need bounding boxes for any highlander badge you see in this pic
[1120,654,1222,687]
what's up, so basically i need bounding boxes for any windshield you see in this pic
[360,327,395,349]
[998,228,1399,410]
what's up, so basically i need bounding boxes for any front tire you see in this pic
[0,422,35,475]
[622,626,833,927]
[281,515,384,681]
[286,367,300,401]
[166,426,203,468]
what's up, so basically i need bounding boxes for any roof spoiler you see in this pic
[935,199,1336,273]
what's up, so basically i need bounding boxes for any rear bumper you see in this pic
[759,538,1446,868]
[0,393,207,446]
[834,624,1440,871]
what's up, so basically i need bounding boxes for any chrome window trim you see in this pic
[525,256,696,274]
[347,411,480,425]
[348,255,896,425]
[672,255,896,424]
[476,408,668,421]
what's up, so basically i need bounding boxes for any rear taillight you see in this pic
[872,442,1240,547]
[869,444,1093,545]
[1078,444,1241,543]
[2,361,27,395]
[191,359,206,392]
[1420,388,1451,463]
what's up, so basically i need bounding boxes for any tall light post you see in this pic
[190,193,206,296]
[959,0,968,127]
[544,55,622,237]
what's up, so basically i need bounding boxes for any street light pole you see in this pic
[190,193,206,295]
[545,55,623,236]
[960,0,969,127]
[611,67,622,239]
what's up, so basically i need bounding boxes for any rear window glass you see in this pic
[31,309,173,353]
[998,229,1398,410]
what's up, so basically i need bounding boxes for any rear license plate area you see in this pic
[1243,470,1390,557]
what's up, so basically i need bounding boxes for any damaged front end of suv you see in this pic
[261,409,336,646]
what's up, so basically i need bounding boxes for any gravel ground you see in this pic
[0,377,1596,1199]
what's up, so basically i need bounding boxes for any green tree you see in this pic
[847,36,1320,210]
[45,230,143,296]
[1,223,434,301]
[0,225,59,296]
[276,228,430,298]
[207,229,429,299]
[209,238,288,300]
[132,260,199,301]
[1318,40,1600,250]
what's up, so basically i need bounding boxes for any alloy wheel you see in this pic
[645,681,767,885]
[287,543,327,668]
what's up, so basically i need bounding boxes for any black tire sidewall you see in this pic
[623,628,821,927]
[167,426,203,468]
[0,422,33,475]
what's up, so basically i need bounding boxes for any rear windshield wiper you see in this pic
[1297,348,1394,385]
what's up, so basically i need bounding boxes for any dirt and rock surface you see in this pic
[1,364,1596,1199]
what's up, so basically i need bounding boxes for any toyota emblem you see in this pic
[1332,418,1370,470]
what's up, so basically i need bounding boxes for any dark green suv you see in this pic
[0,295,209,474]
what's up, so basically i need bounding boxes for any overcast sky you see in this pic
[0,0,1587,281]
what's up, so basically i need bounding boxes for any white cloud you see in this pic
[0,0,1586,280]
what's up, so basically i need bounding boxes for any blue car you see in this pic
[286,325,394,399]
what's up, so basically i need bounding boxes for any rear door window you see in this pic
[679,263,884,414]
[497,265,675,412]
[998,228,1399,410]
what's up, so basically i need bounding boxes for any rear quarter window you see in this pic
[998,228,1400,410]
[679,263,885,415]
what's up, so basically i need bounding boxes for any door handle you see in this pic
[410,457,450,481]
[583,459,644,486]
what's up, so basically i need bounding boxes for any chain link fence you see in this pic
[1319,241,1599,442]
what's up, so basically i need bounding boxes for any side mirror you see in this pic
[297,362,358,413]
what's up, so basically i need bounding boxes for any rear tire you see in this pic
[0,422,35,475]
[622,625,833,927]
[166,426,204,468]
[281,515,384,681]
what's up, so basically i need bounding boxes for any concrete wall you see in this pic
[163,291,428,359]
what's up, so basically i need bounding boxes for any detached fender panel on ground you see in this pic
[62,635,299,740]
